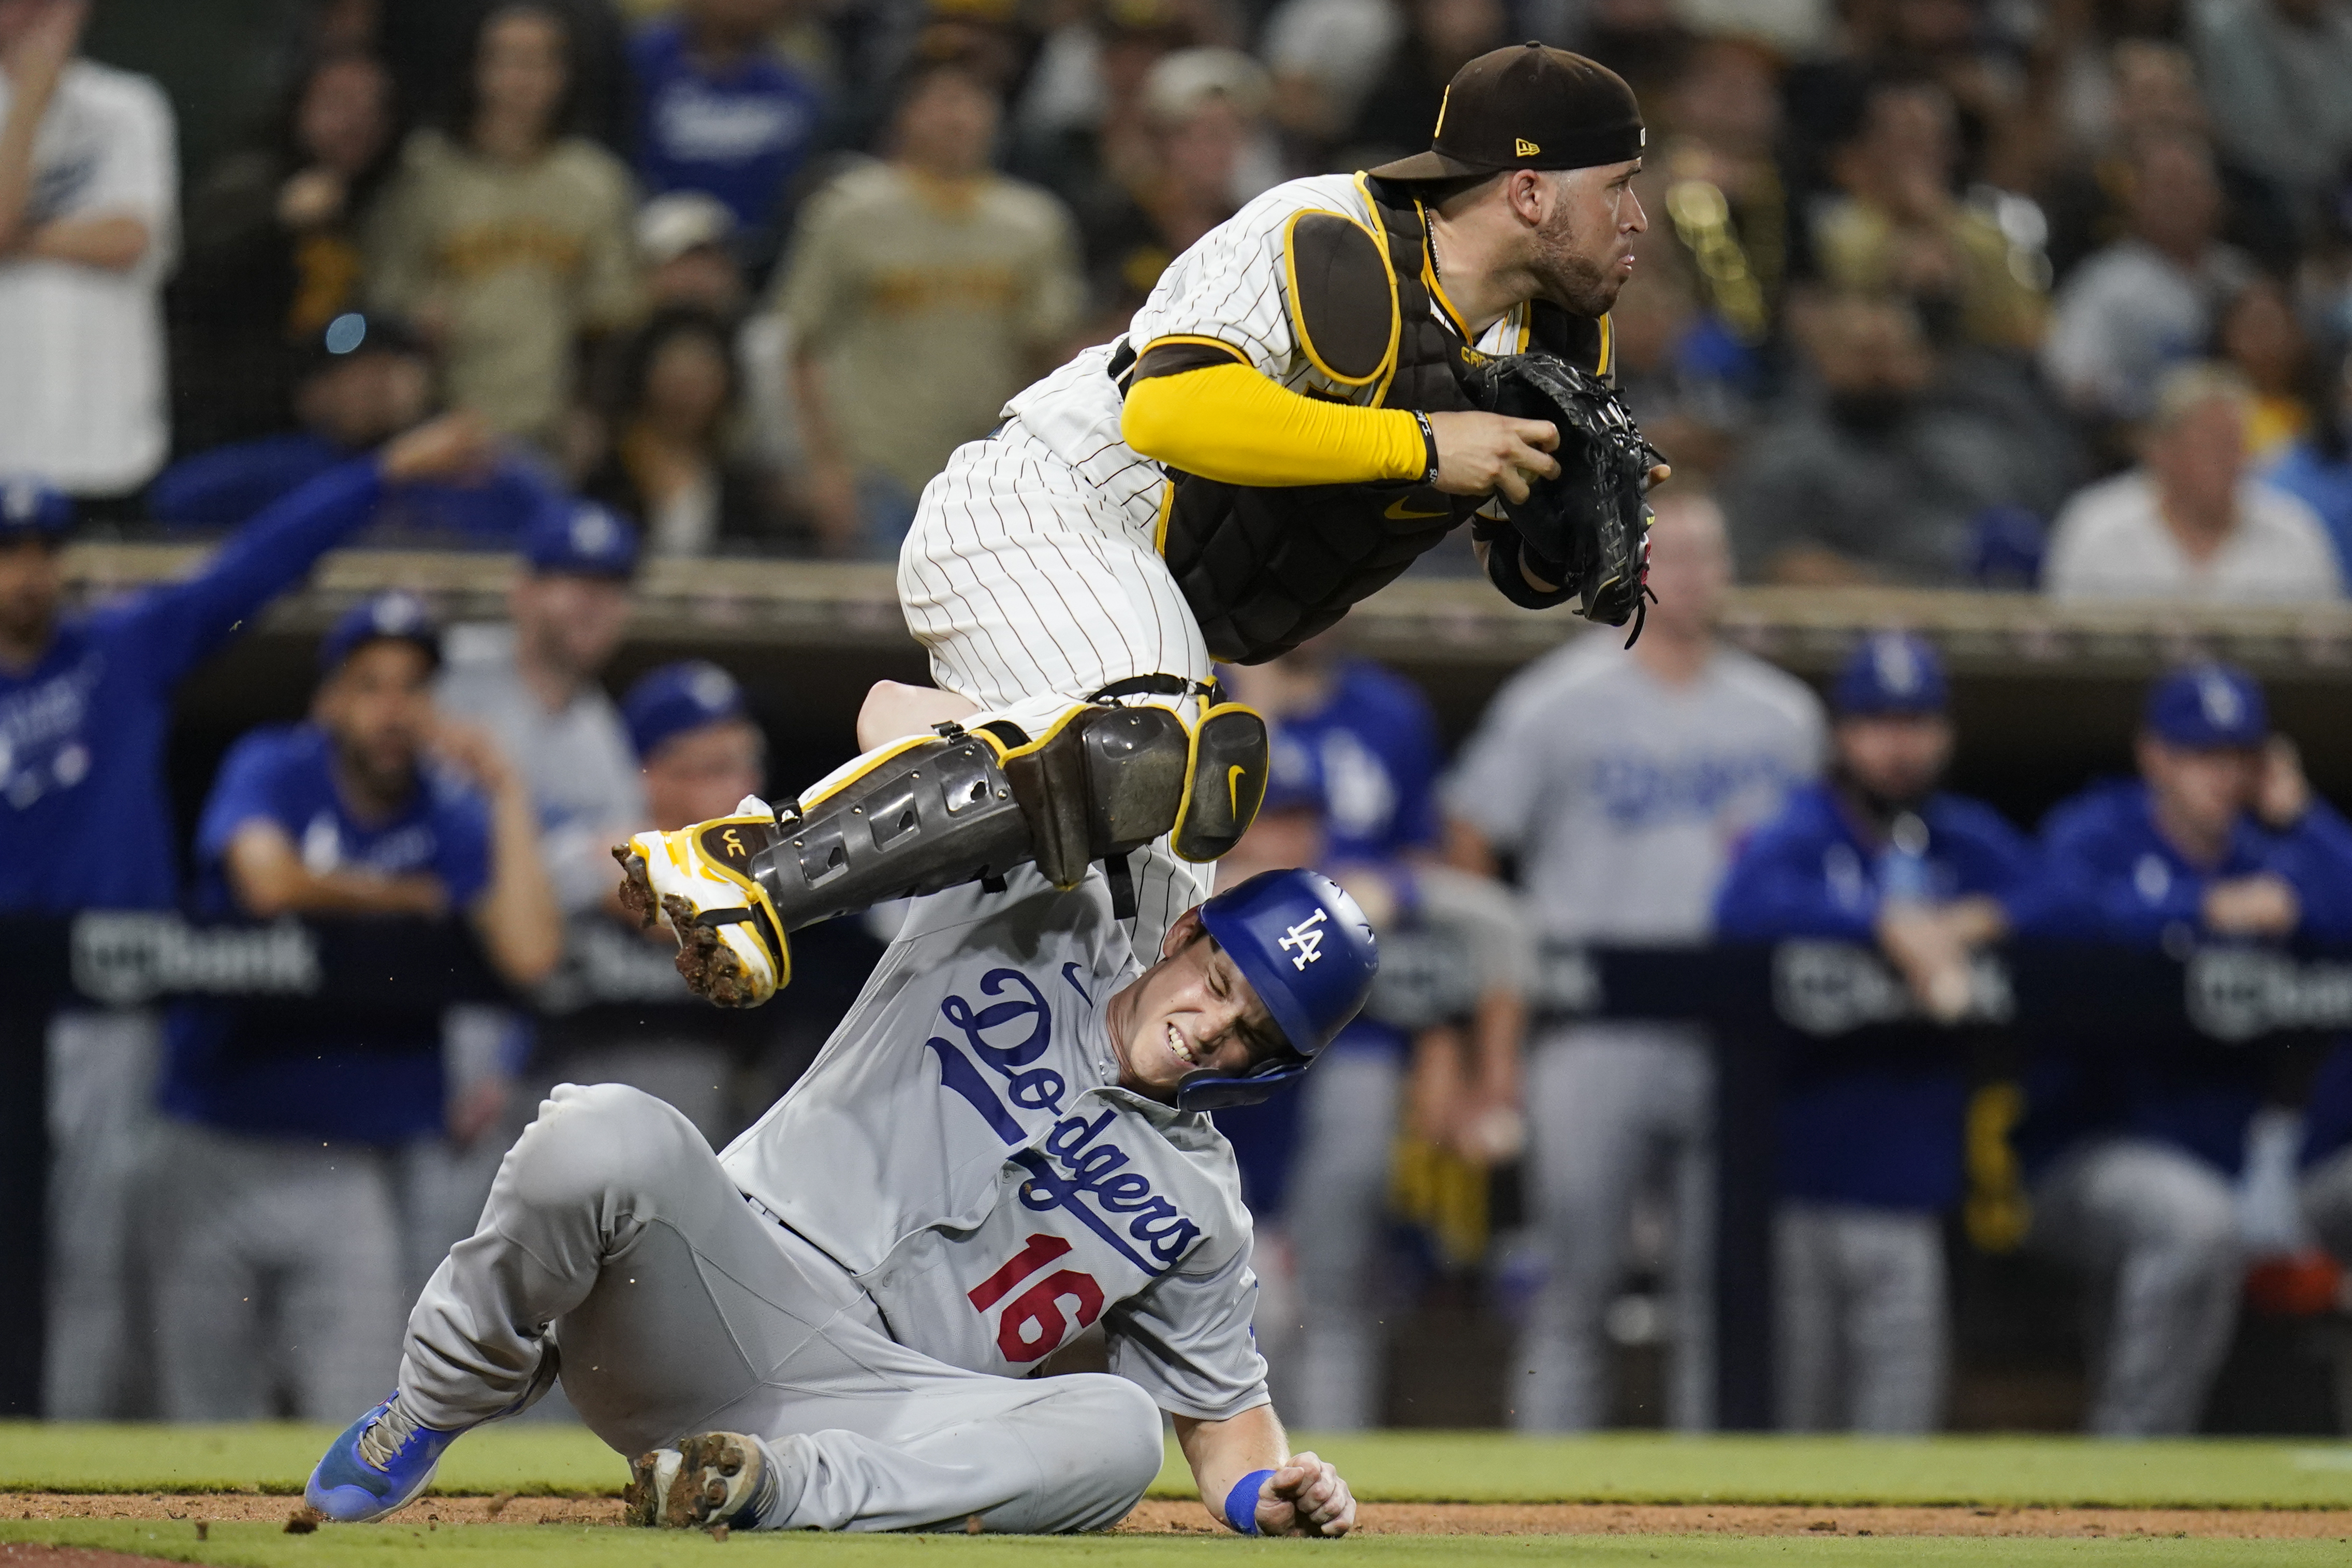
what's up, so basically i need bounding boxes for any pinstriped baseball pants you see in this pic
[899,428,1217,951]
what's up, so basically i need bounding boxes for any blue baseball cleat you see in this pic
[304,1394,466,1523]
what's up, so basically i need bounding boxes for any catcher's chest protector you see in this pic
[1153,176,1611,664]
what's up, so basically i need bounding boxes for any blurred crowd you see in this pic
[15,0,2352,1444]
[14,0,2352,588]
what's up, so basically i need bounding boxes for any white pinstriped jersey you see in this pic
[896,171,1575,946]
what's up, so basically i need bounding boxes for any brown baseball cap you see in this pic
[1368,42,1644,183]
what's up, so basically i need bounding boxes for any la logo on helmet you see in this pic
[1280,909,1329,970]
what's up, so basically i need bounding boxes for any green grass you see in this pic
[5,1520,2352,1568]
[8,1424,2352,1510]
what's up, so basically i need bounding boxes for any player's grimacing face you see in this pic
[1532,159,1645,317]
[1108,908,1284,1101]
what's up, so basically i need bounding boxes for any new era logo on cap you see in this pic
[1515,138,1540,156]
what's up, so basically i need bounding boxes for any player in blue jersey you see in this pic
[2024,662,2352,1435]
[1,413,489,1417]
[148,591,559,1419]
[1715,633,2049,1433]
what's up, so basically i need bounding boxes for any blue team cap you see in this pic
[319,590,441,675]
[522,499,638,578]
[2144,662,2268,750]
[1180,870,1379,1113]
[624,660,749,759]
[1833,631,1949,717]
[0,476,71,537]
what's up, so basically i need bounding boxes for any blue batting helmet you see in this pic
[1179,868,1377,1112]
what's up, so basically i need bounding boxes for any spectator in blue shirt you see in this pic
[631,0,823,277]
[148,592,559,1420]
[151,312,562,545]
[2027,662,2352,1435]
[1716,632,2043,1433]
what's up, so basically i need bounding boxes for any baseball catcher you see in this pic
[624,42,1663,1012]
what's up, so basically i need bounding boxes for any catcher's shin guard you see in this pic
[620,695,1271,1006]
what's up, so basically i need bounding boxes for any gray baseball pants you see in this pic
[144,1119,410,1421]
[1285,1048,1403,1430]
[2029,1137,2241,1436]
[44,1008,164,1418]
[1774,1203,1946,1433]
[1510,1023,1715,1432]
[399,1083,1165,1533]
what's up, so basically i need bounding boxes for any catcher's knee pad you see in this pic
[990,695,1270,884]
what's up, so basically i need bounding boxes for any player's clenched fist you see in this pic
[1427,409,1562,505]
[1254,1452,1357,1537]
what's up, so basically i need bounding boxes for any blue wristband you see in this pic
[1223,1469,1276,1535]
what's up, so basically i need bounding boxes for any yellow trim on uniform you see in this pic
[1514,302,1532,354]
[797,736,934,810]
[1413,198,1474,343]
[1131,333,1251,371]
[1151,478,1175,555]
[1279,207,1397,390]
[1596,312,1614,378]
[1350,172,1407,407]
[992,701,1092,765]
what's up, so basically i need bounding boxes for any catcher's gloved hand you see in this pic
[1464,351,1663,634]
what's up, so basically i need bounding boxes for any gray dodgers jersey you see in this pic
[1444,633,1825,943]
[720,867,1267,1421]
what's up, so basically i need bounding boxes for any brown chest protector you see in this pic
[1135,175,1607,664]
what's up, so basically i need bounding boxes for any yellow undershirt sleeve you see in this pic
[1120,361,1428,488]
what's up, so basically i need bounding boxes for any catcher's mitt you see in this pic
[1464,350,1663,635]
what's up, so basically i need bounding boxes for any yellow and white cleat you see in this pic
[614,797,790,1008]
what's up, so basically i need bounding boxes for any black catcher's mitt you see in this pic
[1465,350,1663,633]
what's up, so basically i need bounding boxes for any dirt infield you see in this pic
[9,1493,2352,1540]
